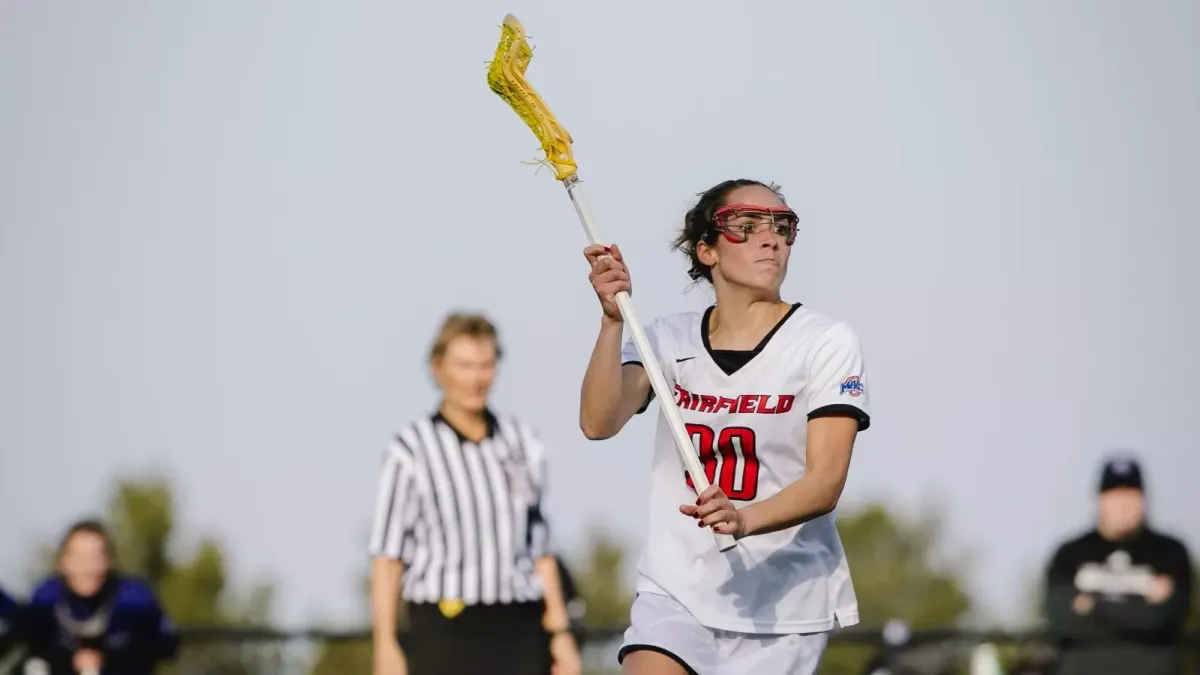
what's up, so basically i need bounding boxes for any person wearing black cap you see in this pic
[1043,456,1193,675]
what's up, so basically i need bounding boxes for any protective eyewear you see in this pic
[711,203,798,246]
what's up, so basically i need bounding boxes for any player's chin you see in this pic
[729,262,785,287]
[736,272,785,294]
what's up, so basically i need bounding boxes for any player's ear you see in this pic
[696,239,718,272]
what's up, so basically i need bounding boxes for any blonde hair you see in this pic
[428,312,503,364]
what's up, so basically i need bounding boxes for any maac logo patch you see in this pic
[839,375,864,397]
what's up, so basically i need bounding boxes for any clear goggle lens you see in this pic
[712,203,798,245]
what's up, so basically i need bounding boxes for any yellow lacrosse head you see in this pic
[487,15,577,181]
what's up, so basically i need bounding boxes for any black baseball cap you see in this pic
[1099,456,1144,493]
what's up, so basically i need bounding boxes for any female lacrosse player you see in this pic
[368,312,580,675]
[579,179,871,675]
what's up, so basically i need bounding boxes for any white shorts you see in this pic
[618,591,829,675]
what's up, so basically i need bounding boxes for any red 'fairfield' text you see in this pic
[674,384,794,415]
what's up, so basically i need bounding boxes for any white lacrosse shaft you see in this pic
[564,175,737,552]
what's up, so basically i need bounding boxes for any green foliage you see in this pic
[308,635,373,675]
[572,526,634,631]
[306,569,377,675]
[108,481,174,586]
[818,503,972,675]
[567,526,634,675]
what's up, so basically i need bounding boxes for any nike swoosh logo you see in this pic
[676,357,695,363]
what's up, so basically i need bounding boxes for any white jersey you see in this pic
[621,303,870,634]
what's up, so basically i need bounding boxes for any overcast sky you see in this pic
[1,0,1196,628]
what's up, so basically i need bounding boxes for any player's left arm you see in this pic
[736,416,859,537]
[694,322,870,538]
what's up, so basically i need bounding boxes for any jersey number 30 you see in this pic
[683,424,759,501]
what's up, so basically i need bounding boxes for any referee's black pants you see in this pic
[402,600,552,675]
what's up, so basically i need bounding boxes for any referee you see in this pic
[368,312,581,675]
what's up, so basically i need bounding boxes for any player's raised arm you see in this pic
[579,244,650,440]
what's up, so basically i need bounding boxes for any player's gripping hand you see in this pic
[680,485,745,538]
[583,244,631,322]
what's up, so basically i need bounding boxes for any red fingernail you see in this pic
[603,246,611,253]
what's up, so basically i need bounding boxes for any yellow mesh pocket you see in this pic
[486,15,577,181]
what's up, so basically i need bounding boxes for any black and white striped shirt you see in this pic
[368,410,551,605]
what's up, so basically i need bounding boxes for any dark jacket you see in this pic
[554,555,587,644]
[23,573,179,675]
[0,587,19,660]
[1045,527,1192,675]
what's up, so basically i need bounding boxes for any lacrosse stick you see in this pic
[487,14,736,552]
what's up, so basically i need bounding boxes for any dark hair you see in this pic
[672,179,786,283]
[58,518,115,559]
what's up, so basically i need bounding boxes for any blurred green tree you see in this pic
[573,526,634,633]
[818,503,973,675]
[306,570,379,675]
[567,526,634,675]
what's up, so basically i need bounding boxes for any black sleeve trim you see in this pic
[808,403,870,432]
[618,644,699,675]
[621,361,654,414]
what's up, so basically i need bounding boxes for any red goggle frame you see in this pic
[711,203,798,246]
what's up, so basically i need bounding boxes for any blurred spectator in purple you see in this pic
[22,519,178,675]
